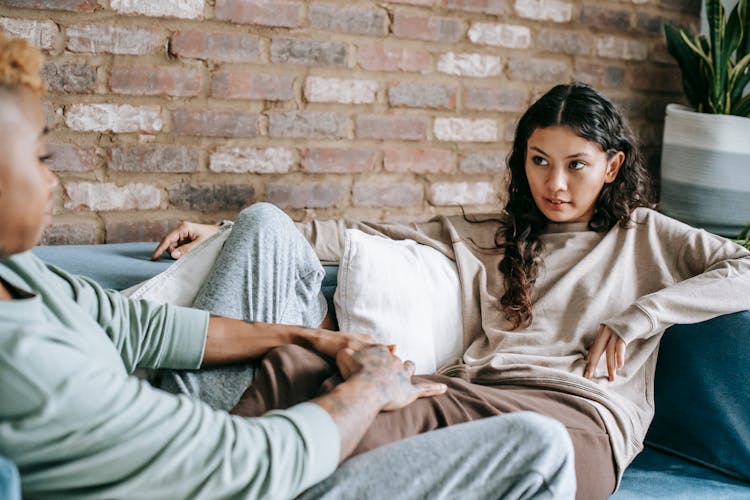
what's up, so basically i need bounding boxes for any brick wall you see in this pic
[0,0,699,244]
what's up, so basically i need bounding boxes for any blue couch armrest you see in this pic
[0,456,21,500]
[646,310,750,482]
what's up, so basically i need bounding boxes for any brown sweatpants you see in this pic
[231,345,617,500]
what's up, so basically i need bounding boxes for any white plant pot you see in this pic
[660,104,750,237]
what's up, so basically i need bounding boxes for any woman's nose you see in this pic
[546,167,567,192]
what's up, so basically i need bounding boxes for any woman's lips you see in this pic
[543,198,569,210]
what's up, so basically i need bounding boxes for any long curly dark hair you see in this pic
[499,82,655,329]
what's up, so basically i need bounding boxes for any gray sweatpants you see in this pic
[160,202,576,499]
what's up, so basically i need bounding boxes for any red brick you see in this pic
[211,71,294,101]
[108,145,200,173]
[508,56,569,82]
[266,183,347,208]
[65,104,163,133]
[658,0,700,15]
[356,115,429,141]
[444,0,508,15]
[389,0,434,4]
[630,65,682,92]
[310,4,388,36]
[353,182,423,207]
[302,148,377,173]
[611,96,648,122]
[41,223,97,245]
[110,0,203,19]
[0,18,58,49]
[46,144,98,172]
[460,151,508,174]
[464,87,527,112]
[105,219,181,244]
[215,0,303,27]
[109,66,200,97]
[388,83,457,110]
[580,4,631,32]
[3,0,99,11]
[271,38,348,66]
[42,63,96,93]
[64,182,161,211]
[43,101,57,130]
[171,31,259,62]
[392,13,463,43]
[210,147,295,173]
[269,112,350,139]
[537,29,593,55]
[574,61,626,88]
[429,181,497,206]
[169,184,256,211]
[66,24,163,55]
[358,44,432,72]
[636,13,670,35]
[173,109,258,137]
[383,148,454,173]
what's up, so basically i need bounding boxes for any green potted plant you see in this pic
[736,224,750,249]
[662,0,750,237]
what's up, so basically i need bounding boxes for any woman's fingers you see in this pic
[583,325,607,379]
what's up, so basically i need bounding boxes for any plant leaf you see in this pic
[739,0,750,58]
[733,92,750,116]
[665,24,710,110]
[726,2,743,62]
[729,52,750,107]
[707,0,727,113]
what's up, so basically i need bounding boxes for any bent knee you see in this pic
[235,202,292,230]
[507,412,574,457]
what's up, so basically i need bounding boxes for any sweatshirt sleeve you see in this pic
[295,218,454,263]
[604,223,750,344]
[39,255,209,372]
[0,324,339,500]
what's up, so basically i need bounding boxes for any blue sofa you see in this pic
[2,242,748,498]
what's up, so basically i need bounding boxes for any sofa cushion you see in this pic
[613,447,750,499]
[646,311,750,482]
[32,243,172,291]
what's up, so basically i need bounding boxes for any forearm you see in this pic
[202,316,308,366]
[311,375,387,462]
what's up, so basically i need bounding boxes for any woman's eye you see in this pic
[532,156,548,166]
[39,153,53,163]
[569,160,586,170]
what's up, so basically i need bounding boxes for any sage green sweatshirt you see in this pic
[297,207,750,480]
[0,251,339,499]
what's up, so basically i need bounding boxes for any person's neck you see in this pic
[0,281,14,301]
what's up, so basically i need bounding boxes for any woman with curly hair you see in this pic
[173,82,748,499]
[0,32,580,500]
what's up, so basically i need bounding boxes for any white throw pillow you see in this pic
[334,229,464,375]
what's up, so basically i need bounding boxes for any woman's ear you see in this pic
[604,151,625,183]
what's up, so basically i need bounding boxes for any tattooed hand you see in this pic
[337,345,447,411]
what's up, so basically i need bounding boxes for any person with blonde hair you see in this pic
[0,33,576,500]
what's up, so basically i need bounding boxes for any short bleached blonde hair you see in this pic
[0,31,45,94]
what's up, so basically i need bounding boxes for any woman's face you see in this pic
[0,86,58,256]
[524,125,624,224]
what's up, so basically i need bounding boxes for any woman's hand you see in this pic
[306,329,377,359]
[151,221,220,260]
[584,324,626,381]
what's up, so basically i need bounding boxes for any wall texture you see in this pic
[0,0,699,244]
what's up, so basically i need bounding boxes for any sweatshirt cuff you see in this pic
[163,305,210,369]
[603,304,655,344]
[267,402,340,488]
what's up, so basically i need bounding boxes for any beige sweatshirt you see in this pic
[297,207,750,479]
